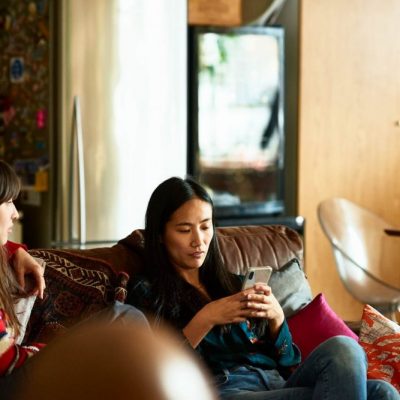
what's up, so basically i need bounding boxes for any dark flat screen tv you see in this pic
[188,25,286,221]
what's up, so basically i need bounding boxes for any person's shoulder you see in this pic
[127,273,156,311]
[128,273,155,301]
[5,241,28,258]
[130,273,152,291]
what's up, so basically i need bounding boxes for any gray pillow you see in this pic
[269,258,313,318]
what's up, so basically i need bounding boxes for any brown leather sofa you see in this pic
[87,224,304,275]
[25,224,310,344]
[17,224,366,400]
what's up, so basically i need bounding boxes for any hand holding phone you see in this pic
[242,266,273,290]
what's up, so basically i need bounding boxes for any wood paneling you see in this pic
[299,0,400,319]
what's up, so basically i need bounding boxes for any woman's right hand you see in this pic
[183,291,251,348]
[197,291,251,327]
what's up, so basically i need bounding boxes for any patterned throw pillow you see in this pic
[24,250,129,344]
[358,304,400,392]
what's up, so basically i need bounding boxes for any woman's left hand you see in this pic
[12,248,46,298]
[244,283,285,338]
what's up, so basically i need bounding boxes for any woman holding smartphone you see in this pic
[128,176,398,400]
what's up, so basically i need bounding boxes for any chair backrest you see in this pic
[330,246,400,305]
[318,198,391,278]
[318,198,400,307]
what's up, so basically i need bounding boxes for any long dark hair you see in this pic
[144,177,241,328]
[0,160,22,336]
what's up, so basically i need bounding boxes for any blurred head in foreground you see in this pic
[17,320,217,400]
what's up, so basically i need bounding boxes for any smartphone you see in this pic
[242,266,273,290]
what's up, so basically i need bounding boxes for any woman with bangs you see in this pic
[0,160,45,344]
[0,160,156,400]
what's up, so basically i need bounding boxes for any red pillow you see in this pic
[287,293,358,360]
[358,304,400,392]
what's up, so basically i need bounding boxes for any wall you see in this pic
[0,0,53,248]
[298,0,400,319]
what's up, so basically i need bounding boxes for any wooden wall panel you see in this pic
[299,0,400,319]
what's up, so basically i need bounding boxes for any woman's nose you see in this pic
[12,204,19,220]
[191,232,202,247]
[191,239,200,247]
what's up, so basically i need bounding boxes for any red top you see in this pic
[5,240,27,257]
[0,241,43,376]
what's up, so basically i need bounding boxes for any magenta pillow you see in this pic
[287,293,358,360]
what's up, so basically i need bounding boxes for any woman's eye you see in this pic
[201,225,210,230]
[178,229,190,233]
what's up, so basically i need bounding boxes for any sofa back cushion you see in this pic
[122,225,310,317]
[216,225,304,274]
[25,250,129,344]
[120,224,304,274]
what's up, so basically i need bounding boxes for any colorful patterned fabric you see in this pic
[25,250,129,344]
[358,304,400,392]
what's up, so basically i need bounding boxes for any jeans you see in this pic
[217,336,399,400]
[83,301,150,327]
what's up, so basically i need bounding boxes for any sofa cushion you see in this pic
[216,225,304,274]
[287,293,359,360]
[121,226,308,317]
[269,258,312,318]
[25,250,129,344]
[119,225,304,276]
[358,304,400,391]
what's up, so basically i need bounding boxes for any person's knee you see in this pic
[113,302,150,326]
[16,321,217,400]
[367,379,400,399]
[319,335,362,355]
[318,336,367,368]
[94,302,151,328]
